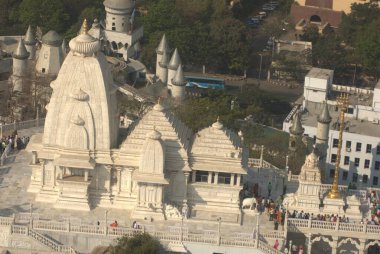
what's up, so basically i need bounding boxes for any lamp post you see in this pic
[328,94,349,199]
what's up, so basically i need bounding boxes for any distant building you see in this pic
[283,67,380,188]
[89,0,143,60]
[290,0,370,29]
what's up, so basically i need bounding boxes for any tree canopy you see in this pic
[109,233,161,254]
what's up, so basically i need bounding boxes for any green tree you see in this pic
[16,0,70,33]
[355,18,380,79]
[109,233,161,254]
[301,24,319,44]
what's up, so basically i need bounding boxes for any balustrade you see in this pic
[11,225,28,235]
[311,220,335,230]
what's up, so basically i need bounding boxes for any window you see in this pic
[373,176,379,186]
[356,142,361,152]
[333,139,339,148]
[217,173,231,185]
[363,174,368,184]
[377,146,380,155]
[331,154,337,163]
[365,159,370,168]
[329,169,335,178]
[42,68,45,73]
[375,161,380,170]
[344,156,350,165]
[366,144,372,153]
[195,171,208,183]
[342,171,348,181]
[346,141,351,149]
[352,173,358,183]
[347,107,354,114]
[354,158,360,167]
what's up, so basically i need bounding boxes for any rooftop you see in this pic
[306,68,333,80]
[302,101,380,138]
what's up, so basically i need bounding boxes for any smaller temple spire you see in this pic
[159,50,169,67]
[289,111,304,136]
[156,34,169,54]
[13,39,30,60]
[24,25,36,45]
[171,64,186,86]
[168,48,181,70]
[317,101,332,124]
[81,19,88,35]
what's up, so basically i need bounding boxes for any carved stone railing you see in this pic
[0,214,284,252]
[0,216,14,226]
[258,240,283,254]
[287,218,380,238]
[28,228,76,253]
[248,158,279,170]
[0,118,45,134]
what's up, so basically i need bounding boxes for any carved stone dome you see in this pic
[42,31,63,47]
[69,19,100,56]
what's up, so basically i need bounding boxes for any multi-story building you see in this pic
[283,67,380,188]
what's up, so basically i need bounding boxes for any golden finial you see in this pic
[81,19,88,35]
[217,116,220,122]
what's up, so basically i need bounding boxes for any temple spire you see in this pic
[318,101,332,124]
[81,19,88,35]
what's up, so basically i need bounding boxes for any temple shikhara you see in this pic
[26,20,247,222]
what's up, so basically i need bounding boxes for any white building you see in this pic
[284,67,380,188]
[89,0,143,60]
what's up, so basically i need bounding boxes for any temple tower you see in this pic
[171,64,186,101]
[289,111,304,151]
[24,25,37,60]
[157,49,169,84]
[156,34,169,78]
[35,30,64,76]
[34,20,119,210]
[167,48,182,90]
[12,39,29,77]
[104,0,135,33]
[316,101,332,170]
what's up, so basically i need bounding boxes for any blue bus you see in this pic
[185,76,225,89]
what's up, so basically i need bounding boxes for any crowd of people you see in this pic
[288,210,351,223]
[1,132,30,156]
[368,190,380,225]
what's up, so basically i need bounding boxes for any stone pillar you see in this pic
[105,165,112,192]
[358,239,367,254]
[192,170,196,183]
[40,159,45,186]
[116,167,122,193]
[208,172,212,184]
[84,170,88,182]
[127,168,133,193]
[331,236,338,254]
[307,233,312,254]
[214,172,219,184]
[32,151,37,164]
[236,174,241,186]
[184,173,189,205]
[231,174,235,187]
[53,165,57,186]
